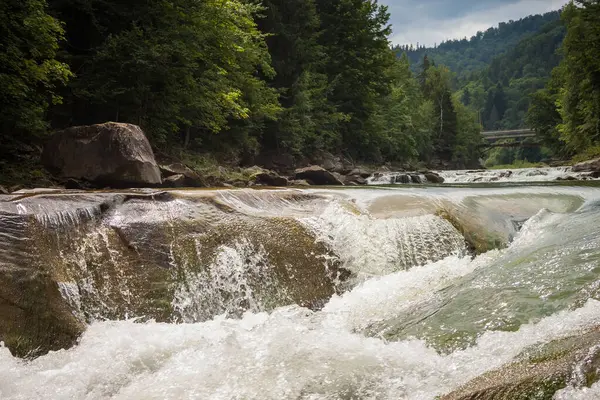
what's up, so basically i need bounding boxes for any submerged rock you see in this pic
[442,327,600,400]
[0,266,85,358]
[0,190,350,356]
[43,122,161,188]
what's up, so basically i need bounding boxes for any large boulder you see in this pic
[294,166,344,186]
[573,158,600,172]
[43,122,162,188]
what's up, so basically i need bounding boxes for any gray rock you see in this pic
[253,171,288,187]
[294,166,344,186]
[346,176,367,185]
[43,122,161,187]
[424,172,445,184]
[290,180,311,187]
[0,186,8,194]
[349,168,372,178]
[395,174,411,184]
[410,174,422,184]
[573,158,600,172]
[159,163,202,186]
[163,174,187,188]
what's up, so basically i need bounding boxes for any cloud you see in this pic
[379,0,569,46]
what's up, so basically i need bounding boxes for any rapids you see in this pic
[2,173,600,399]
[368,166,600,185]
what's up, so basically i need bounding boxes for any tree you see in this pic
[315,0,396,160]
[50,0,279,153]
[0,0,71,138]
[555,1,600,153]
[257,0,341,155]
[424,65,458,160]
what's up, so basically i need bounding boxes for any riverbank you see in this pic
[2,123,600,192]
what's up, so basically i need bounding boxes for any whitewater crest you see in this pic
[1,184,600,399]
[368,166,600,185]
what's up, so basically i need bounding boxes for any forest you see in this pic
[0,0,481,183]
[1,0,599,181]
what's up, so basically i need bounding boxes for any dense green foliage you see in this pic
[0,0,483,169]
[0,0,71,136]
[528,0,600,157]
[394,10,569,166]
[396,12,561,82]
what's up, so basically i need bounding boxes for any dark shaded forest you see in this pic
[1,0,599,180]
[0,0,481,181]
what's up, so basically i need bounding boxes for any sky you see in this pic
[380,0,570,46]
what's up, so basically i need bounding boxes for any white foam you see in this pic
[2,293,600,400]
[300,202,466,277]
[554,381,600,399]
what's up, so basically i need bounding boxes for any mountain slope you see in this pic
[394,11,562,82]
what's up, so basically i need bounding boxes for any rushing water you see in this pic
[368,167,600,185]
[2,172,600,399]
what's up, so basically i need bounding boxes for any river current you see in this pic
[2,168,600,399]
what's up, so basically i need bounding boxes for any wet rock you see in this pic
[424,172,445,184]
[556,176,578,181]
[588,171,600,179]
[0,186,8,194]
[442,327,600,400]
[410,174,422,184]
[43,122,162,187]
[294,166,344,186]
[395,174,411,184]
[0,267,86,357]
[572,158,600,173]
[499,170,513,179]
[527,170,548,177]
[289,179,311,187]
[163,174,187,187]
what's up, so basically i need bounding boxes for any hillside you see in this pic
[394,11,562,82]
[461,17,566,131]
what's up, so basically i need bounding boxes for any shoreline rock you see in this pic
[43,122,162,188]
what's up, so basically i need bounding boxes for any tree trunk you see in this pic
[184,126,191,149]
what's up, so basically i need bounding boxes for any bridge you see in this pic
[481,129,538,148]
